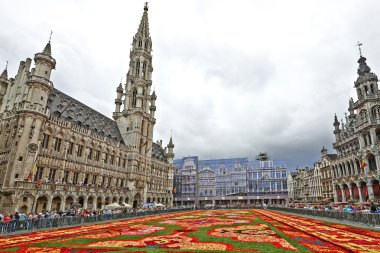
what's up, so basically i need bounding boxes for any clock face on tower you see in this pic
[27,143,38,153]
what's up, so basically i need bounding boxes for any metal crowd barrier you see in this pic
[0,208,192,234]
[267,207,380,227]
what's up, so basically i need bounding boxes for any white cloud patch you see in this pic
[1,0,380,169]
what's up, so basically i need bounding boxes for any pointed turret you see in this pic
[149,90,157,118]
[42,41,52,56]
[131,2,152,55]
[34,39,56,78]
[333,114,341,142]
[113,82,123,118]
[333,114,340,130]
[321,146,327,157]
[168,136,174,149]
[167,136,175,164]
[348,97,354,115]
[0,64,7,79]
[24,39,56,120]
[135,2,150,39]
[354,55,378,88]
[0,63,9,108]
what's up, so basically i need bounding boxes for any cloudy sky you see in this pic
[1,0,380,170]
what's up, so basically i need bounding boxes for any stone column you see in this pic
[88,174,94,186]
[358,184,364,202]
[333,185,338,202]
[78,172,85,185]
[32,199,38,212]
[367,182,375,201]
[47,195,53,212]
[353,160,358,175]
[83,196,88,209]
[363,157,370,174]
[375,153,380,173]
[67,171,74,184]
[359,135,366,150]
[60,198,66,212]
[340,184,347,202]
[95,175,102,187]
[348,184,354,200]
[370,129,377,146]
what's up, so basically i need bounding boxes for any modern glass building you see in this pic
[173,153,288,207]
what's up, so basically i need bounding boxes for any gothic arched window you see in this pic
[138,40,142,48]
[132,89,137,108]
[135,61,140,76]
[372,106,380,120]
[364,86,369,95]
[357,88,362,99]
[142,62,147,78]
[144,41,149,50]
[360,109,367,123]
[139,138,143,153]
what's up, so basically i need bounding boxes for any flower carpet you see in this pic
[1,209,380,252]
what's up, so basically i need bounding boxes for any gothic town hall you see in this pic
[0,4,175,213]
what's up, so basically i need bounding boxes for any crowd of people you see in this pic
[288,202,380,213]
[0,205,171,233]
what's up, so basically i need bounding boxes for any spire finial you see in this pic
[5,61,8,70]
[356,41,363,57]
[49,30,53,43]
[144,1,148,11]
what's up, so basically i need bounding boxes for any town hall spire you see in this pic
[115,2,155,157]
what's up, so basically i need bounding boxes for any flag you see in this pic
[360,159,367,170]
[27,164,37,181]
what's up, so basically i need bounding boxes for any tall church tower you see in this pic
[0,40,55,191]
[115,3,155,157]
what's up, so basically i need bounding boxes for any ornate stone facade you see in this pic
[331,53,380,203]
[320,147,335,201]
[174,154,288,207]
[0,4,174,213]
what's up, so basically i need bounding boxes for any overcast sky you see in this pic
[1,0,380,170]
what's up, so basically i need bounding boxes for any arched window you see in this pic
[357,88,362,99]
[135,61,140,76]
[373,106,380,121]
[142,62,147,78]
[364,86,369,95]
[139,138,143,153]
[368,154,377,172]
[138,40,142,48]
[144,41,149,50]
[360,109,367,123]
[368,133,372,145]
[132,89,137,108]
